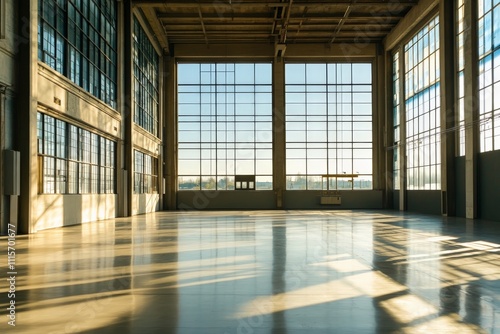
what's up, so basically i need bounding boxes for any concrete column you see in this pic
[272,58,286,209]
[398,46,407,211]
[164,57,177,210]
[384,49,394,209]
[439,0,457,216]
[123,0,133,216]
[16,0,38,233]
[464,0,479,219]
[373,45,386,197]
[116,0,126,217]
[158,54,165,210]
[0,89,5,234]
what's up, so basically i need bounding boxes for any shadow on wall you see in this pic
[132,193,159,216]
[34,194,117,231]
[478,151,500,222]
[177,191,276,210]
[406,190,441,215]
[284,190,383,210]
[177,190,384,210]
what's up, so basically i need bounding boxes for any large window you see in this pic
[133,17,160,136]
[393,52,401,190]
[285,63,373,190]
[38,0,117,109]
[37,113,116,194]
[404,16,441,190]
[457,0,466,156]
[134,151,158,194]
[177,63,273,190]
[478,0,500,152]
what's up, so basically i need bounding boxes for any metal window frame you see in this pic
[177,62,274,191]
[284,62,374,191]
[403,15,442,191]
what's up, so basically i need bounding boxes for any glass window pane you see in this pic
[404,16,441,189]
[39,0,117,108]
[43,157,56,193]
[178,63,273,190]
[285,62,373,190]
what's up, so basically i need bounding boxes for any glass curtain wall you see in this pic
[393,53,401,190]
[478,0,500,152]
[133,17,160,136]
[134,150,158,194]
[285,63,373,190]
[37,113,116,194]
[38,0,117,108]
[404,16,441,190]
[177,63,273,190]
[457,0,466,156]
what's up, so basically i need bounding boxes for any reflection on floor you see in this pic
[1,210,500,333]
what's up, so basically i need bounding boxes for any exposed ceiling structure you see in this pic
[134,0,418,54]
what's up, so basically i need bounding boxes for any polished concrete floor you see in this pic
[1,210,500,333]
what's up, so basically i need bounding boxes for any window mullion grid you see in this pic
[326,66,330,188]
[353,67,357,189]
[253,64,257,183]
[304,68,309,190]
[233,77,236,189]
[97,136,101,194]
[215,66,219,190]
[225,71,229,190]
[338,70,342,188]
[142,153,145,194]
[75,128,79,194]
[199,68,202,189]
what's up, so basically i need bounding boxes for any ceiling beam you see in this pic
[165,31,387,37]
[156,13,405,21]
[135,0,415,46]
[385,0,439,50]
[279,0,293,44]
[172,43,377,58]
[162,23,395,29]
[294,6,309,41]
[169,37,383,43]
[164,23,275,28]
[329,3,352,44]
[196,3,209,45]
[166,32,279,36]
[142,8,170,54]
[271,2,281,37]
[134,0,418,8]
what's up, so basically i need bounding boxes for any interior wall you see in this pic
[393,190,400,211]
[0,0,17,235]
[178,191,276,210]
[172,44,380,213]
[455,156,466,218]
[0,94,15,235]
[34,194,117,231]
[129,13,163,217]
[406,190,441,215]
[174,43,378,59]
[37,67,121,135]
[33,63,125,231]
[177,190,383,210]
[132,193,160,215]
[284,191,383,210]
[478,151,500,221]
[133,126,160,154]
